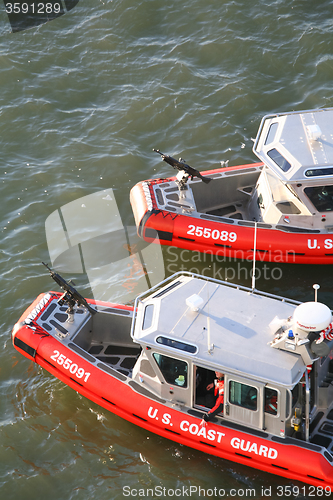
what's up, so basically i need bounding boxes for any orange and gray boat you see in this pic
[131,108,333,264]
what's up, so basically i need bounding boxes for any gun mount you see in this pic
[42,262,96,316]
[153,149,212,190]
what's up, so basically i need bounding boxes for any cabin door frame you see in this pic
[224,374,264,430]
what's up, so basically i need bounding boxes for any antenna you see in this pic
[251,222,258,292]
[207,316,213,354]
[206,282,214,354]
[313,284,320,302]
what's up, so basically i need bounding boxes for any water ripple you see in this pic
[1,0,333,497]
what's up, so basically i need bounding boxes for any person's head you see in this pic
[215,371,223,379]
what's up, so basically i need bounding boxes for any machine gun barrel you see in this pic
[153,149,211,184]
[42,262,96,315]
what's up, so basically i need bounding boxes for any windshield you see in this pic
[304,185,333,212]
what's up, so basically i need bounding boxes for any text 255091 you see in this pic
[50,350,91,382]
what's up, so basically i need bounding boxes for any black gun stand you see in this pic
[176,170,190,197]
[58,291,76,323]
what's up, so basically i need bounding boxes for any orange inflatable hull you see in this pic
[130,164,333,264]
[11,292,333,487]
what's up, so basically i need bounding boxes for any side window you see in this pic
[229,381,257,411]
[264,387,278,416]
[304,185,333,212]
[142,304,154,330]
[267,149,291,172]
[264,122,278,145]
[153,353,188,388]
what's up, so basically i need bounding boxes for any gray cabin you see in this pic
[145,108,333,233]
[131,273,333,444]
[251,107,333,228]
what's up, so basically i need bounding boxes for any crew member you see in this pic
[265,390,277,415]
[202,372,224,422]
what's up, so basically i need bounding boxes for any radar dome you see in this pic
[293,302,332,333]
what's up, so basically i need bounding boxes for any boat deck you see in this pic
[310,366,333,451]
[152,166,261,220]
[206,202,247,220]
[311,407,333,452]
[87,343,141,377]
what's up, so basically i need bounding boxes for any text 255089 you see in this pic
[187,225,237,242]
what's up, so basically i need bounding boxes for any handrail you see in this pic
[305,369,310,442]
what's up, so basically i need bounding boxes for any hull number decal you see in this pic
[187,225,237,242]
[50,350,91,382]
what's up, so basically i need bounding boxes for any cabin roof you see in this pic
[132,275,306,389]
[253,107,333,183]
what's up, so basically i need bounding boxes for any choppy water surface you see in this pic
[1,1,333,499]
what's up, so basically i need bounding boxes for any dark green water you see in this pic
[1,1,333,499]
